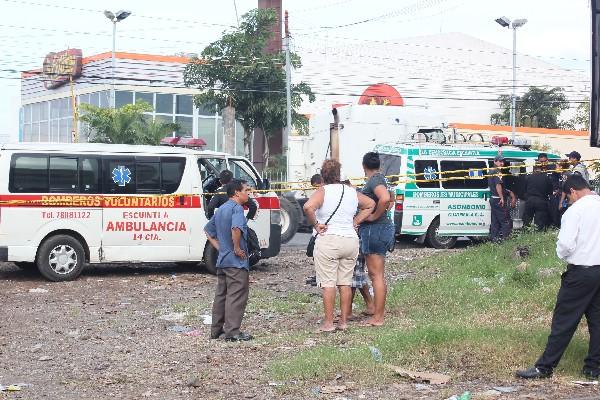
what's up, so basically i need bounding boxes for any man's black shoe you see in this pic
[225,332,253,342]
[515,367,552,379]
[583,367,600,380]
[210,331,224,340]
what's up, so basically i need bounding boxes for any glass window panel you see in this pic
[415,160,440,189]
[32,103,40,123]
[461,161,488,189]
[380,154,402,185]
[175,95,193,115]
[59,118,72,143]
[89,92,99,107]
[115,91,133,108]
[197,102,216,116]
[136,162,161,193]
[49,157,78,193]
[175,116,193,138]
[50,99,60,119]
[230,160,257,189]
[156,93,173,114]
[39,121,50,142]
[197,117,216,151]
[161,157,186,194]
[103,158,136,194]
[59,98,72,119]
[80,158,101,193]
[155,114,174,124]
[10,155,49,193]
[440,161,466,189]
[51,120,59,142]
[23,124,32,142]
[99,91,110,108]
[135,92,154,109]
[40,102,49,120]
[32,122,40,141]
[24,105,32,123]
[79,94,90,105]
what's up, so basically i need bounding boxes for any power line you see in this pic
[0,0,235,28]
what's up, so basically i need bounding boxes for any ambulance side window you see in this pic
[9,154,49,193]
[414,160,440,189]
[441,161,488,189]
[136,157,161,194]
[80,158,102,194]
[161,157,186,193]
[229,160,257,189]
[49,156,78,193]
[103,158,136,194]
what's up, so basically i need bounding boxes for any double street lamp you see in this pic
[104,10,132,108]
[495,16,527,143]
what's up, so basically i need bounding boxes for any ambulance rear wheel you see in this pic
[36,235,85,282]
[203,243,218,275]
[425,218,458,249]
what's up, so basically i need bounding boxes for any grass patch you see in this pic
[267,231,590,383]
[247,289,320,315]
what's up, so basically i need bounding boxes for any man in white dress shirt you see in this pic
[516,174,600,379]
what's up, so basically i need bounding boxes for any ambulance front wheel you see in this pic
[36,234,86,282]
[203,243,218,275]
[425,217,458,249]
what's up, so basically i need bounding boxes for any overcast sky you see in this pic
[0,0,592,139]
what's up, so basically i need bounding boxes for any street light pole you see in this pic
[511,24,517,143]
[111,20,116,108]
[495,16,527,143]
[104,10,131,109]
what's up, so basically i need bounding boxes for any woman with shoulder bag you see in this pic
[303,159,375,332]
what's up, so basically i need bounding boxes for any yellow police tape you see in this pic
[0,159,597,205]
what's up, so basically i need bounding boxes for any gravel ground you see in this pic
[1,238,599,399]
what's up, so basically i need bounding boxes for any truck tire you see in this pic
[279,197,300,244]
[203,242,218,275]
[425,217,458,249]
[36,234,86,282]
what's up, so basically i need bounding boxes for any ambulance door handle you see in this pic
[433,200,440,204]
[179,195,185,206]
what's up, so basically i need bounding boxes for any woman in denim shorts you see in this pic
[358,152,395,327]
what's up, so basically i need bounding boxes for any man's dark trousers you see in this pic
[536,266,600,372]
[211,267,249,338]
[523,197,550,230]
[490,198,511,241]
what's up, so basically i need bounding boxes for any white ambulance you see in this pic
[0,143,281,281]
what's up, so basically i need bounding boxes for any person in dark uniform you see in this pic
[488,155,514,242]
[206,170,257,220]
[516,174,600,379]
[537,153,562,228]
[522,165,553,230]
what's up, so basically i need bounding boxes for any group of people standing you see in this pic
[488,150,591,242]
[303,152,395,332]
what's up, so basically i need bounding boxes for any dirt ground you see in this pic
[1,239,599,399]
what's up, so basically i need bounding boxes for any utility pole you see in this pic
[284,10,292,181]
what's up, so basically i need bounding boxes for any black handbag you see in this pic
[306,185,345,257]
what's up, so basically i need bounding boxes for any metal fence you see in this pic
[262,170,287,184]
[592,178,600,193]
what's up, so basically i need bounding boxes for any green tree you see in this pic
[561,97,590,131]
[79,102,179,145]
[490,87,569,129]
[183,8,315,165]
